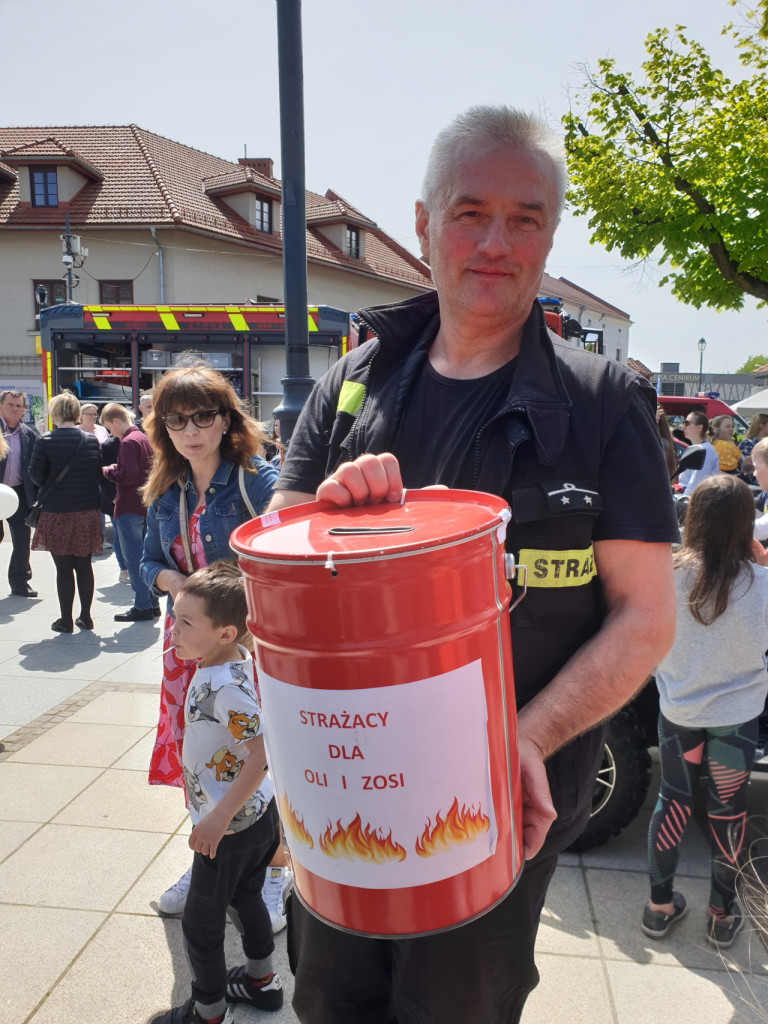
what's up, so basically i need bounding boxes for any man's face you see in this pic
[415,142,559,331]
[139,397,153,418]
[0,395,26,429]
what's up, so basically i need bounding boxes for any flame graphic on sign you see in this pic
[279,792,314,849]
[416,797,490,857]
[320,813,407,863]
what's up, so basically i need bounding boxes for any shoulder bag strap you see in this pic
[39,430,87,502]
[177,479,195,575]
[238,464,258,518]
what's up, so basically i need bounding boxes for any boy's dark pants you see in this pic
[182,799,280,1006]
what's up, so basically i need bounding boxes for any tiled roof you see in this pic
[541,274,630,320]
[202,165,281,198]
[1,136,104,180]
[0,161,16,182]
[306,190,377,230]
[627,357,652,379]
[0,125,432,292]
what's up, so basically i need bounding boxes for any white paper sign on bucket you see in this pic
[259,659,497,890]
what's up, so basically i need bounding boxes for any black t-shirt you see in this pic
[394,358,516,490]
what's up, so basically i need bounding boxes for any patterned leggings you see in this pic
[648,714,758,915]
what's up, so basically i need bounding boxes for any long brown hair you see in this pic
[708,414,733,441]
[141,363,270,506]
[745,413,768,440]
[685,410,709,439]
[675,475,756,624]
[657,410,677,477]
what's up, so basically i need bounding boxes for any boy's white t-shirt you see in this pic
[182,645,275,832]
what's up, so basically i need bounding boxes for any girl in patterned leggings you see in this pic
[642,475,768,949]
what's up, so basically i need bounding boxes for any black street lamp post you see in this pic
[697,337,706,394]
[272,0,314,447]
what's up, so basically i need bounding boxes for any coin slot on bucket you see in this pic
[327,526,415,535]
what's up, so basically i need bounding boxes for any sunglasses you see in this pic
[163,409,223,431]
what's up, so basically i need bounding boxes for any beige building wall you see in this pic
[558,297,630,364]
[0,225,430,385]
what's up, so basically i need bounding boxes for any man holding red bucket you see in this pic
[268,107,680,1023]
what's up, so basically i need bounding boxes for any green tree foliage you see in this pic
[735,354,768,374]
[563,2,768,311]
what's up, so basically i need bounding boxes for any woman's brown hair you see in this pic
[685,410,709,438]
[675,474,756,624]
[657,410,677,477]
[141,362,270,506]
[745,413,768,440]
[708,414,733,441]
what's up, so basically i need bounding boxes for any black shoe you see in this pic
[11,584,38,597]
[707,900,745,949]
[114,607,156,622]
[75,616,94,630]
[51,618,74,633]
[641,892,687,939]
[225,965,283,1011]
[150,999,233,1024]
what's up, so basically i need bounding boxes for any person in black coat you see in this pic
[29,392,102,632]
[0,390,38,597]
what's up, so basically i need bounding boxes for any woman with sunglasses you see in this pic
[140,364,284,915]
[679,411,720,495]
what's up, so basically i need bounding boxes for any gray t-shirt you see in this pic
[656,563,768,727]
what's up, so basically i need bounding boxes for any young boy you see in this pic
[151,560,283,1024]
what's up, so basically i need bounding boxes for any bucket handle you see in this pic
[503,553,528,611]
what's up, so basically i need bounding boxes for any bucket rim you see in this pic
[231,488,511,564]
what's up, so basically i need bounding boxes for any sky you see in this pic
[3,0,766,374]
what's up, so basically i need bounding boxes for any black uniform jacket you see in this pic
[280,290,679,852]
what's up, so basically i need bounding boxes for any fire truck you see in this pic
[38,303,352,421]
[539,296,604,353]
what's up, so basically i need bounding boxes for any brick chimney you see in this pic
[238,157,274,178]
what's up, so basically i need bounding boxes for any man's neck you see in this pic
[429,317,525,380]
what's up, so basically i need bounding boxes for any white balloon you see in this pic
[0,483,20,520]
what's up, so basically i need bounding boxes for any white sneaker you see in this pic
[262,865,294,934]
[118,569,130,583]
[157,865,193,915]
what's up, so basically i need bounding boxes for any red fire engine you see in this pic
[38,303,351,421]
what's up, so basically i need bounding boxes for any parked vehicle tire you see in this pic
[568,708,652,852]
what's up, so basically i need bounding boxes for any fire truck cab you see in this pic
[38,303,351,421]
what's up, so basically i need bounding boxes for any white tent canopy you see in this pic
[734,389,768,416]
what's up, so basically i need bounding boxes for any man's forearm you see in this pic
[517,540,676,761]
[517,601,673,761]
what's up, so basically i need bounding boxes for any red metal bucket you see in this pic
[231,488,523,938]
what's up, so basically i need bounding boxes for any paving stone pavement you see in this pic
[1,539,767,1023]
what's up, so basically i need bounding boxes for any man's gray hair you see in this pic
[420,105,567,216]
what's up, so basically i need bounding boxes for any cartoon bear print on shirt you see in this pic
[227,709,261,741]
[206,746,243,782]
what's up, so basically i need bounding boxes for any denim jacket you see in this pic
[140,455,278,612]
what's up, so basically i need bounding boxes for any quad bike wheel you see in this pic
[568,708,652,852]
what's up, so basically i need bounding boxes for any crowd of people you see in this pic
[2,101,767,1024]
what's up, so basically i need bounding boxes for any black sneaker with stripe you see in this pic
[225,966,283,1011]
